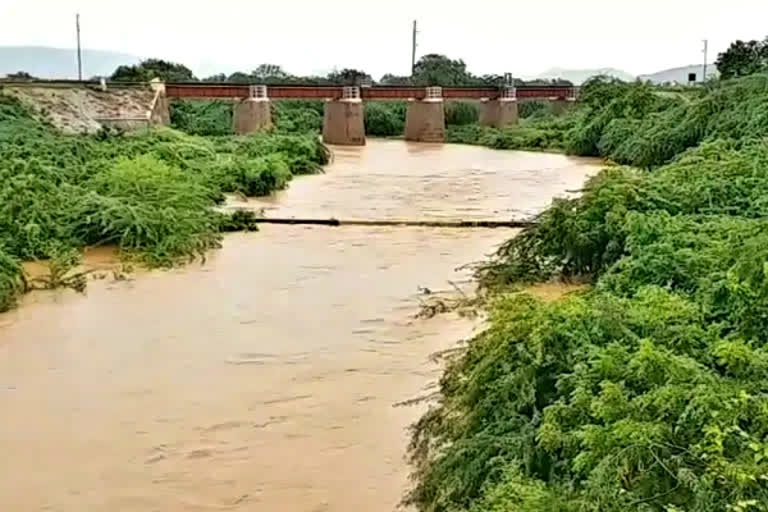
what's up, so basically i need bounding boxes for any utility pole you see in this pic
[411,20,418,76]
[76,13,83,80]
[702,39,708,82]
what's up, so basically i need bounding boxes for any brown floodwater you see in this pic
[0,140,601,512]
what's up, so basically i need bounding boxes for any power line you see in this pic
[76,13,82,80]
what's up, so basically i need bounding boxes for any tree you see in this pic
[524,78,574,86]
[412,54,478,86]
[379,73,412,85]
[111,59,197,82]
[226,72,251,83]
[716,38,768,79]
[202,73,226,82]
[477,74,505,86]
[2,71,35,81]
[251,64,292,84]
[325,68,372,85]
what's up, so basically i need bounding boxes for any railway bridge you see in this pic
[163,83,577,145]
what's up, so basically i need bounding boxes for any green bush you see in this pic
[272,101,324,133]
[364,102,406,136]
[70,155,222,266]
[204,154,292,197]
[441,75,768,167]
[446,116,574,152]
[410,73,768,512]
[409,287,768,511]
[169,99,329,135]
[445,102,478,126]
[0,92,329,296]
[478,139,768,286]
[0,247,23,313]
[518,101,552,120]
[169,100,232,135]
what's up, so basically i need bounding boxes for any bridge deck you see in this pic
[164,84,577,101]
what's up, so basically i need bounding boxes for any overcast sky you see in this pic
[2,0,768,79]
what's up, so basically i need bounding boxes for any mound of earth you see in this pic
[2,84,158,133]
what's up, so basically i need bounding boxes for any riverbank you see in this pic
[0,93,328,312]
[406,74,768,511]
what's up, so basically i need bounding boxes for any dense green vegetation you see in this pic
[168,99,325,136]
[0,93,328,311]
[169,99,232,135]
[364,101,407,136]
[447,74,768,170]
[169,98,481,138]
[407,74,768,512]
[446,117,574,152]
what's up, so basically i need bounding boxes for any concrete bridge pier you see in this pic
[405,87,445,143]
[480,99,519,128]
[479,85,518,128]
[322,87,365,145]
[233,86,272,135]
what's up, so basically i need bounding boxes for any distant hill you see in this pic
[529,67,635,85]
[638,64,718,84]
[0,46,140,79]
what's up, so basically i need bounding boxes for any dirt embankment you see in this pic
[2,83,161,133]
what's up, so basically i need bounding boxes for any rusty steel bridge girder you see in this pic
[164,84,578,101]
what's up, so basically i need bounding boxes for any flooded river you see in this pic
[0,140,600,511]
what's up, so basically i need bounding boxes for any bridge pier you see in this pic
[233,86,272,135]
[405,87,445,143]
[479,99,519,128]
[322,87,365,145]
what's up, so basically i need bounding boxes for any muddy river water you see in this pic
[0,140,601,511]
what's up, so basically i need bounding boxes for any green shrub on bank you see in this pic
[446,116,574,152]
[0,93,328,277]
[71,155,223,266]
[410,74,768,512]
[518,100,552,120]
[409,287,768,512]
[365,101,407,136]
[169,99,232,135]
[204,154,292,198]
[0,248,23,313]
[445,102,478,126]
[170,99,419,138]
[607,74,768,168]
[478,139,768,286]
[272,101,324,133]
[169,99,326,135]
[568,75,768,168]
[441,75,768,169]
